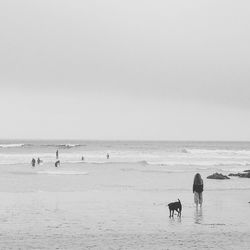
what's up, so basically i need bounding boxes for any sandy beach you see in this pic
[0,161,250,249]
[1,0,250,248]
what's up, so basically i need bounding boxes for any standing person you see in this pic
[37,158,41,165]
[193,173,203,208]
[31,158,36,167]
[106,153,109,159]
[56,150,59,159]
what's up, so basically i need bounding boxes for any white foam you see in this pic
[57,144,81,148]
[187,148,250,156]
[0,144,25,148]
[36,171,88,175]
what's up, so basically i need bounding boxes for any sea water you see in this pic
[1,141,250,249]
[1,140,250,171]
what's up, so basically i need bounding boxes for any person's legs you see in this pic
[194,192,199,207]
[199,193,203,207]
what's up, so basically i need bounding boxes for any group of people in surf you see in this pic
[31,150,60,168]
[31,150,111,168]
[31,157,42,167]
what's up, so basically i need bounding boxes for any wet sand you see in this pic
[0,162,250,249]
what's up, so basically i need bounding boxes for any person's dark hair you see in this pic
[193,173,203,185]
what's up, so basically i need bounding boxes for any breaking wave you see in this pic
[0,144,25,148]
[0,143,82,149]
[49,144,81,149]
[185,148,250,156]
[36,171,88,175]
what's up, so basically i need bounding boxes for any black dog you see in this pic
[168,199,182,217]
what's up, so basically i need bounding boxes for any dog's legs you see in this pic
[175,209,179,217]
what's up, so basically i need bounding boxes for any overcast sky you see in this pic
[0,0,250,140]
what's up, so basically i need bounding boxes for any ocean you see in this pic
[1,140,250,171]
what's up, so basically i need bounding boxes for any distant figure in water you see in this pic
[31,158,36,167]
[37,158,41,165]
[55,160,60,167]
[106,153,110,159]
[193,173,203,208]
[81,156,84,161]
[56,150,59,159]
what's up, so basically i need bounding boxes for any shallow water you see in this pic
[0,161,250,249]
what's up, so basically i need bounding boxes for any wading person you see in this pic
[31,158,36,167]
[193,173,203,208]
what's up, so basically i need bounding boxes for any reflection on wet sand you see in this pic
[194,207,203,224]
[168,215,182,227]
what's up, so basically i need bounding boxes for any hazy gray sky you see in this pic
[0,0,250,140]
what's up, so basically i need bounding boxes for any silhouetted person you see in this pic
[106,153,110,159]
[193,173,204,208]
[55,160,60,167]
[37,158,41,165]
[81,156,84,161]
[56,150,59,159]
[31,158,36,167]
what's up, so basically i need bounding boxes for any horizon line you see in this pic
[0,138,250,143]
